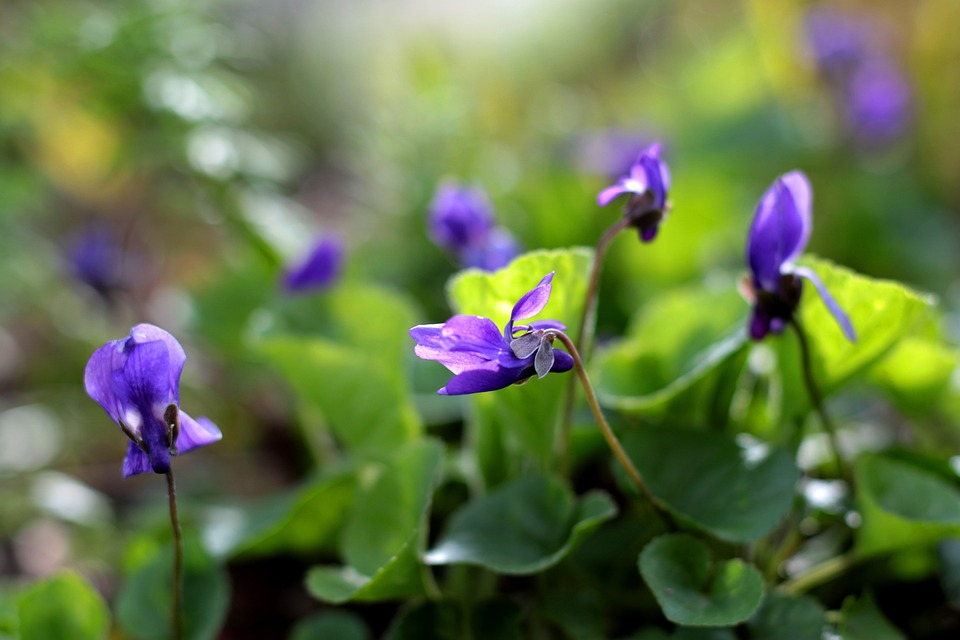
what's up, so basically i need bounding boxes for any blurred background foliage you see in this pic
[1,0,959,636]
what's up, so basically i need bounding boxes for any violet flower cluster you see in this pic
[804,7,911,146]
[744,171,855,342]
[597,143,671,242]
[85,324,222,477]
[410,272,572,395]
[283,235,344,293]
[428,183,521,271]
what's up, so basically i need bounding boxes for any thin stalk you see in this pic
[165,471,184,640]
[557,216,631,473]
[789,318,846,478]
[550,331,676,528]
[777,552,859,595]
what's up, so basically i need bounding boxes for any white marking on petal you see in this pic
[123,409,143,436]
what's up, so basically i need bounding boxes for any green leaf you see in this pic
[385,599,523,640]
[638,534,765,627]
[305,439,444,603]
[18,571,110,640]
[255,282,422,459]
[775,256,935,420]
[621,428,799,542]
[424,474,617,574]
[115,539,231,640]
[938,539,960,609]
[855,455,960,557]
[256,283,423,459]
[288,610,371,640]
[592,285,749,421]
[446,248,592,476]
[869,335,959,417]
[209,468,355,560]
[838,593,906,640]
[747,593,827,640]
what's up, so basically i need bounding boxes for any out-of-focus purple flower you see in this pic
[804,8,867,77]
[84,324,222,478]
[283,236,344,293]
[459,227,522,272]
[410,272,573,395]
[845,57,912,145]
[428,184,496,253]
[597,143,671,242]
[427,182,522,271]
[68,225,122,295]
[744,171,855,342]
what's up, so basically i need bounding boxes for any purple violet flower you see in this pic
[68,225,122,295]
[428,183,496,254]
[804,8,868,78]
[744,171,856,342]
[84,324,222,477]
[597,143,671,242]
[845,56,912,145]
[410,272,573,395]
[283,236,344,293]
[428,182,522,271]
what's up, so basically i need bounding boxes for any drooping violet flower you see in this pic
[744,171,855,342]
[410,272,573,395]
[597,143,671,242]
[283,236,344,293]
[84,324,222,477]
[68,225,122,295]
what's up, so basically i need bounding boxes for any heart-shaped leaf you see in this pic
[748,593,827,640]
[621,428,799,542]
[424,474,617,575]
[838,593,906,639]
[639,534,764,626]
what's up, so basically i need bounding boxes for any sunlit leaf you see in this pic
[855,455,960,557]
[592,284,749,423]
[446,248,592,478]
[639,534,764,626]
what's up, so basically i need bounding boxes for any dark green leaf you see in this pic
[385,601,462,640]
[621,428,799,542]
[748,593,827,640]
[115,539,230,640]
[18,571,110,640]
[288,610,370,640]
[638,534,764,626]
[424,474,617,574]
[838,593,906,640]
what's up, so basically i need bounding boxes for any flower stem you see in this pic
[550,331,676,528]
[777,551,859,595]
[557,216,631,474]
[165,470,184,640]
[789,318,846,478]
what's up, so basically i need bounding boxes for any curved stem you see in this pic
[165,471,184,640]
[789,318,846,477]
[550,331,676,528]
[558,216,631,473]
[777,551,859,595]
